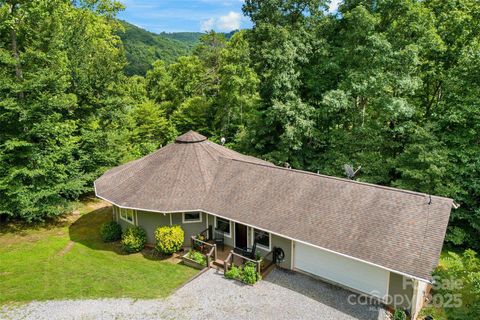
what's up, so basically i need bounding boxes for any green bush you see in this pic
[225,264,241,280]
[186,250,206,266]
[393,309,406,320]
[155,225,184,255]
[241,262,261,285]
[100,221,122,242]
[431,249,480,320]
[121,226,147,253]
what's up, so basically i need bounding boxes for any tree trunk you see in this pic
[9,2,24,98]
[10,27,23,80]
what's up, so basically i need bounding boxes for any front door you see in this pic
[235,223,248,249]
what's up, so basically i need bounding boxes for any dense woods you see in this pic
[1,0,479,259]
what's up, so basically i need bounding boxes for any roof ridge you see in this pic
[193,143,210,192]
[224,157,450,200]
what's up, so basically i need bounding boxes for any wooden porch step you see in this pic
[261,263,276,278]
[213,259,225,268]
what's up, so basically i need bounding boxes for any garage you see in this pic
[294,242,390,299]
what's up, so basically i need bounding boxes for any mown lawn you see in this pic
[0,198,198,305]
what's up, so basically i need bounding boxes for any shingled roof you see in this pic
[95,130,453,281]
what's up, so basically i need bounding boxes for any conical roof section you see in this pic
[94,131,272,212]
[175,130,207,143]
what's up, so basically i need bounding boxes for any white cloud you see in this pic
[200,11,242,32]
[201,18,215,31]
[217,11,241,31]
[328,0,342,13]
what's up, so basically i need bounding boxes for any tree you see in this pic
[0,0,84,220]
[171,96,212,136]
[241,0,325,166]
[129,100,176,157]
[0,0,136,221]
[432,250,480,319]
[215,30,260,141]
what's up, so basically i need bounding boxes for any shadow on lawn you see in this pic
[68,207,180,262]
[0,214,73,237]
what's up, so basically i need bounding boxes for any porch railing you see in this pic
[197,226,211,241]
[223,248,276,277]
[223,250,261,274]
[190,235,217,268]
[261,249,275,273]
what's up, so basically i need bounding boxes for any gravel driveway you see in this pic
[1,268,387,320]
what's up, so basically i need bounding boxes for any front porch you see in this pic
[187,226,276,278]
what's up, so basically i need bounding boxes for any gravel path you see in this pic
[1,268,387,320]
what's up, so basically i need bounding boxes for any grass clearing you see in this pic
[0,198,198,305]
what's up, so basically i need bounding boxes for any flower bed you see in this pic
[225,262,262,285]
[182,250,207,269]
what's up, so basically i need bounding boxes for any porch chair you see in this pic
[234,238,258,260]
[213,228,225,251]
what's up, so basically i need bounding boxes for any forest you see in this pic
[118,21,203,76]
[1,0,479,257]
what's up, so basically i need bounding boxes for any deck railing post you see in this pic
[214,243,217,261]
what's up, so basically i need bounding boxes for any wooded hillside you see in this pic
[118,21,203,75]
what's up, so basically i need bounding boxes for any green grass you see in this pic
[0,199,198,304]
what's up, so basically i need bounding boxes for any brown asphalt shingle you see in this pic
[95,131,453,281]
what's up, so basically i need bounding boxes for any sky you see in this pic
[118,0,342,34]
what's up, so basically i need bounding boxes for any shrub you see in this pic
[186,250,206,266]
[393,309,406,320]
[121,226,147,253]
[431,249,480,320]
[100,221,122,242]
[155,225,184,255]
[225,264,241,280]
[241,262,261,285]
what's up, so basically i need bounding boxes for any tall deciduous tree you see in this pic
[0,0,82,220]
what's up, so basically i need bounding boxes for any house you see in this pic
[94,130,453,317]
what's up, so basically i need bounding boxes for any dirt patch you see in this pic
[141,247,184,264]
[58,241,75,256]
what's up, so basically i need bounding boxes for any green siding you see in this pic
[252,230,292,270]
[388,272,414,309]
[271,234,292,269]
[112,208,292,269]
[171,212,207,245]
[137,211,170,244]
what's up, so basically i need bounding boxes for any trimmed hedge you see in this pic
[100,221,122,242]
[121,226,147,253]
[155,225,184,255]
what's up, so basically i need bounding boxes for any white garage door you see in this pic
[294,242,389,299]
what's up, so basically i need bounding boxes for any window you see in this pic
[120,208,134,224]
[215,217,231,237]
[253,229,270,250]
[182,212,202,223]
